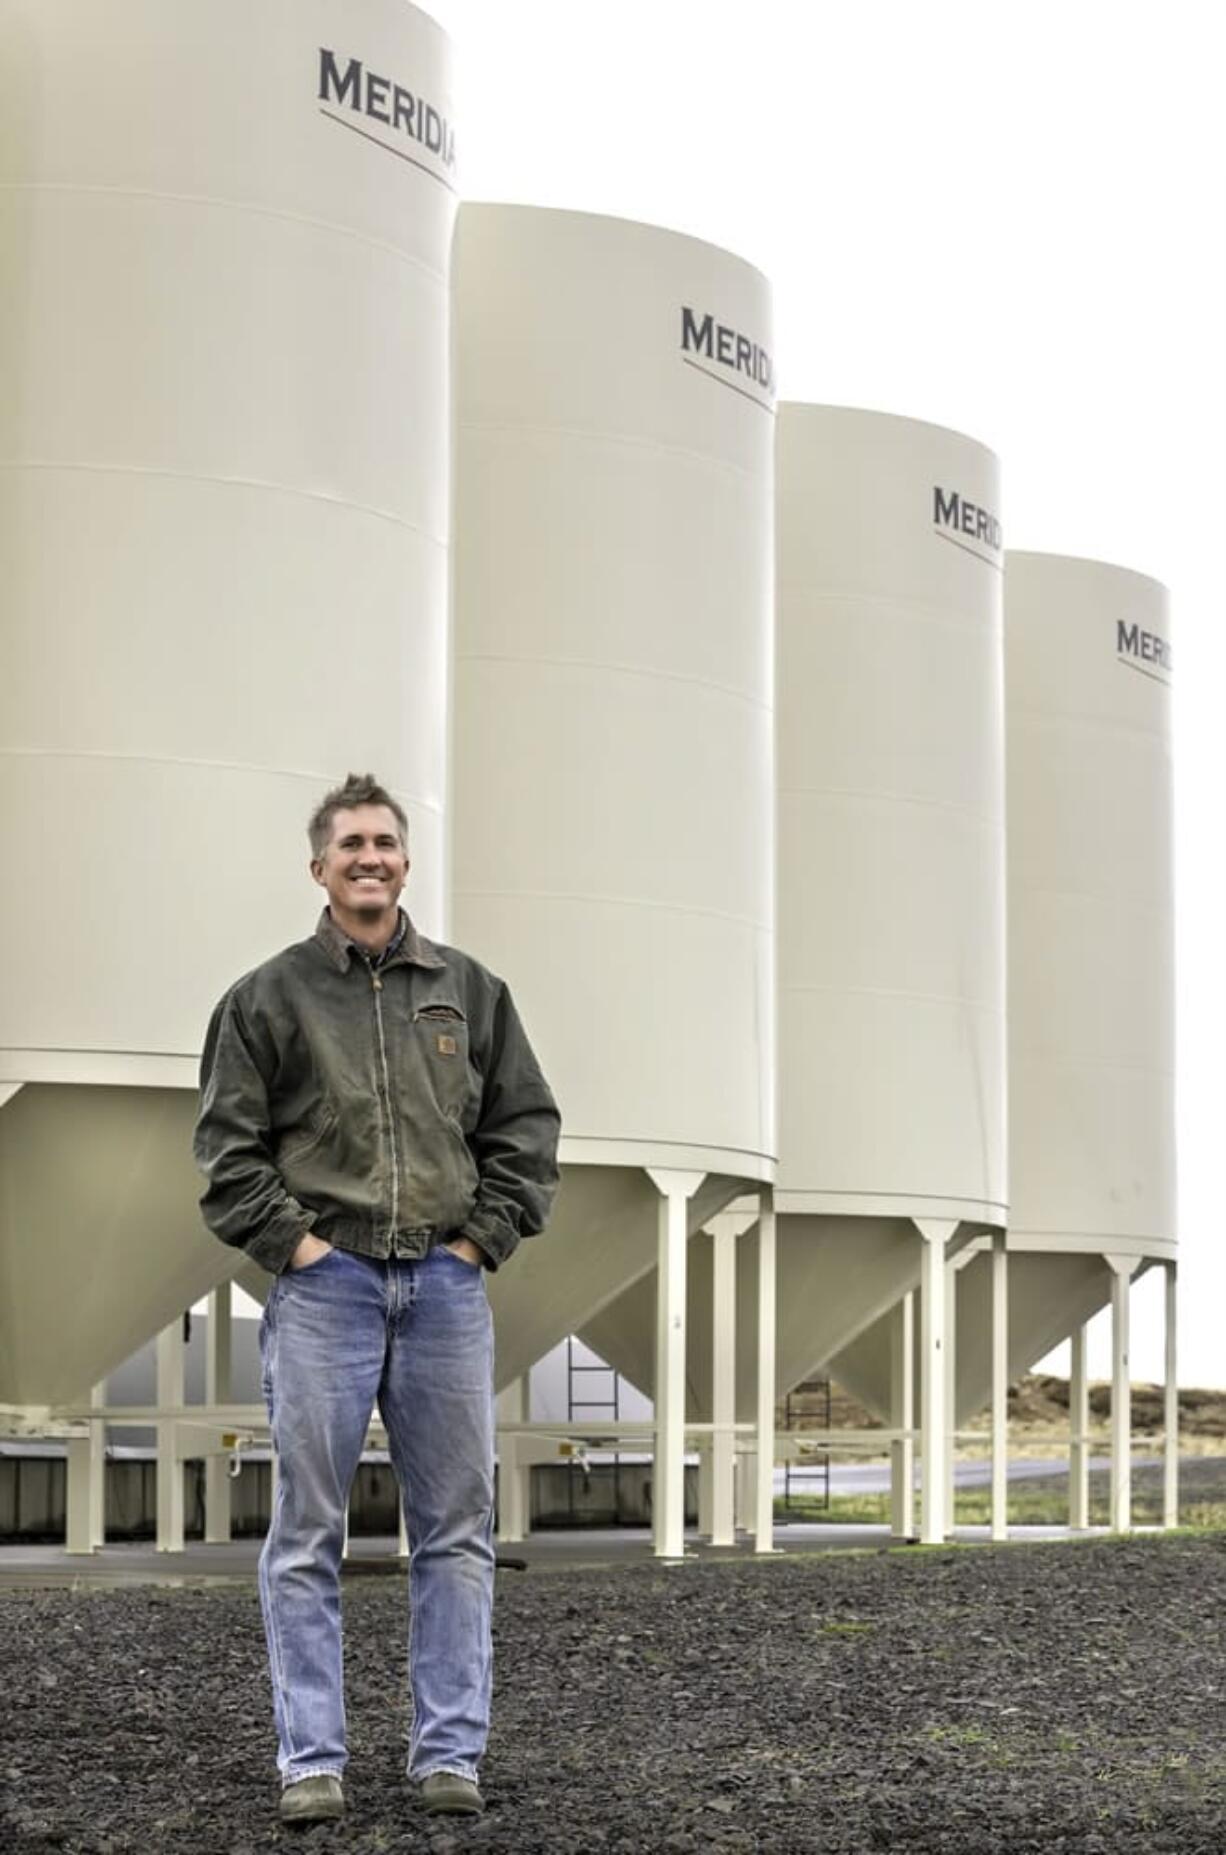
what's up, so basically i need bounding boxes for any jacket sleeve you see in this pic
[193,988,317,1276]
[460,980,561,1270]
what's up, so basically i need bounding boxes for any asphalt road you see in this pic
[784,1454,1163,1497]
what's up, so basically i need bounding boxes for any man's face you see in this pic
[311,804,409,922]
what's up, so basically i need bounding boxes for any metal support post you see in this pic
[155,1319,185,1553]
[916,1219,956,1545]
[647,1168,704,1560]
[65,1430,93,1554]
[696,1443,714,1539]
[1108,1256,1139,1532]
[752,1186,778,1554]
[67,1379,108,1554]
[990,1232,1008,1542]
[889,1292,915,1540]
[89,1380,107,1548]
[735,1449,756,1533]
[708,1205,753,1545]
[496,1376,532,1545]
[1163,1260,1178,1530]
[205,1282,233,1544]
[709,1219,738,1544]
[944,1249,958,1536]
[1069,1319,1089,1528]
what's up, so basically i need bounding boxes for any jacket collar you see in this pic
[314,908,445,973]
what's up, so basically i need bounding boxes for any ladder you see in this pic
[565,1336,622,1523]
[782,1378,832,1511]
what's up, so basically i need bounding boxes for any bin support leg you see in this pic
[1070,1319,1089,1529]
[752,1188,778,1555]
[736,1450,755,1534]
[944,1250,958,1536]
[156,1319,185,1553]
[916,1220,957,1545]
[648,1168,704,1559]
[990,1233,1008,1542]
[497,1376,531,1545]
[890,1292,915,1540]
[1108,1256,1140,1532]
[1163,1260,1178,1531]
[66,1379,107,1555]
[205,1282,233,1544]
[708,1205,754,1545]
[696,1443,714,1539]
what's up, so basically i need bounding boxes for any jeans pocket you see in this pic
[287,1244,338,1275]
[435,1243,482,1271]
[432,1248,486,1300]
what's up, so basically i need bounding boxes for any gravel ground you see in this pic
[3,1534,1226,1854]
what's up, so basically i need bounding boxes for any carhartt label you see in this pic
[437,1034,457,1056]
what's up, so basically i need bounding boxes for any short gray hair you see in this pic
[308,773,409,859]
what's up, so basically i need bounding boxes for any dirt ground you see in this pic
[3,1533,1226,1854]
[998,1374,1226,1447]
[785,1373,1226,1465]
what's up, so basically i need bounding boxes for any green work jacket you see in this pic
[194,910,560,1274]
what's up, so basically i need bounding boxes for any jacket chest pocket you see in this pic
[412,1004,474,1114]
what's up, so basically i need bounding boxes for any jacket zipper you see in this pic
[369,965,401,1248]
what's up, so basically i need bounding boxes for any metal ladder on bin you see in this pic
[782,1379,833,1512]
[565,1335,622,1524]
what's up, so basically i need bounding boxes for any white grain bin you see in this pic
[0,0,455,1405]
[583,405,1008,1432]
[955,553,1176,1414]
[451,205,776,1385]
[833,551,1176,1426]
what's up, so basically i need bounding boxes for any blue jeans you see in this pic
[257,1244,495,1787]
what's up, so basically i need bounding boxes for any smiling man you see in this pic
[193,772,560,1828]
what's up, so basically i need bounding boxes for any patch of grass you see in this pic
[1182,1501,1226,1528]
[925,1723,993,1746]
[776,1491,889,1525]
[815,1619,874,1635]
[775,1484,1226,1529]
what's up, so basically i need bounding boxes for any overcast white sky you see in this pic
[424,0,1224,1386]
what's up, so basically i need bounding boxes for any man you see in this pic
[194,772,560,1827]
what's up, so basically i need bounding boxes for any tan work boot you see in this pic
[420,1771,485,1816]
[279,1774,345,1825]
